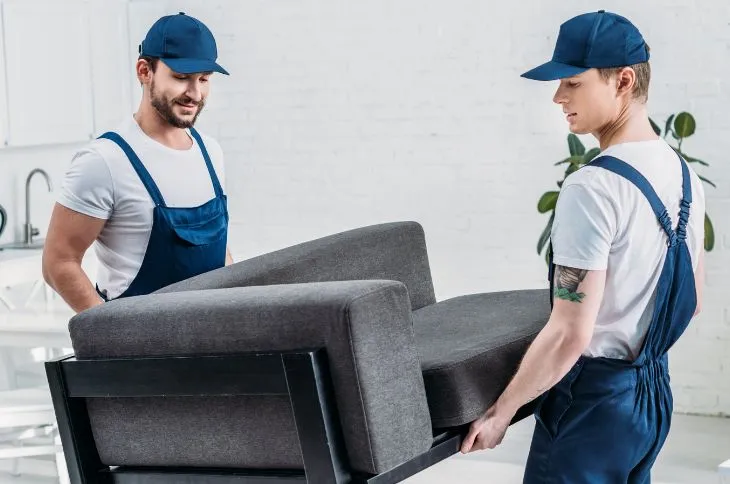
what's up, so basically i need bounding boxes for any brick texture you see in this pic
[129,0,730,416]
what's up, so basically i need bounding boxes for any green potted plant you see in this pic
[537,112,715,264]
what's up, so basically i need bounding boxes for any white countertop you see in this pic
[0,248,42,263]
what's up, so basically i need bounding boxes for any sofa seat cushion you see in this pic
[413,289,550,428]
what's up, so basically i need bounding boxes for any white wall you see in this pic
[159,0,730,416]
[2,0,728,416]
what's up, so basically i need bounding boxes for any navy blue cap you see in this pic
[139,12,229,75]
[522,10,648,81]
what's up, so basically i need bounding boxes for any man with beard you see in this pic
[43,12,232,313]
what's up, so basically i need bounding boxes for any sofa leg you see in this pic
[284,350,351,484]
[45,356,109,484]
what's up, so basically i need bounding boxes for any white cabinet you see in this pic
[88,0,135,136]
[1,0,95,146]
[0,0,139,147]
[0,7,7,148]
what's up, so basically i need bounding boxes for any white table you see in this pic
[0,249,47,310]
[0,245,98,312]
[0,311,73,393]
[0,312,72,349]
[0,312,72,483]
[720,458,730,483]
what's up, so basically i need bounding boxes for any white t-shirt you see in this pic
[550,139,705,360]
[57,116,226,299]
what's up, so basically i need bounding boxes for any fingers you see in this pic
[460,428,478,454]
[460,416,509,454]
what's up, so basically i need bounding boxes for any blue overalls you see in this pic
[96,128,228,300]
[524,153,697,483]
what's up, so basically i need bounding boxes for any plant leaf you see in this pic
[674,112,696,138]
[583,147,601,163]
[649,117,661,136]
[705,213,714,251]
[697,174,717,188]
[537,213,555,255]
[683,155,709,167]
[554,155,584,166]
[537,191,559,213]
[664,114,675,139]
[567,134,585,156]
[565,163,580,176]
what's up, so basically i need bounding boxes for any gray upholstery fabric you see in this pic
[155,221,436,311]
[414,289,550,428]
[87,396,302,469]
[70,281,433,474]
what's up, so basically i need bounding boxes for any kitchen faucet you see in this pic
[25,168,53,245]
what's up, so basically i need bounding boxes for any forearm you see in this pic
[494,321,584,416]
[44,259,103,313]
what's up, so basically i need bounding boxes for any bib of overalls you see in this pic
[96,128,228,299]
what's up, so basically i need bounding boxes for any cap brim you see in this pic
[161,58,229,76]
[521,60,588,81]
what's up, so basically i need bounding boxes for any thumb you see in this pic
[460,428,477,454]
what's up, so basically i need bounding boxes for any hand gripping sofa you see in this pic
[46,221,550,483]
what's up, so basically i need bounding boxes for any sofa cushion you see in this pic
[414,289,550,428]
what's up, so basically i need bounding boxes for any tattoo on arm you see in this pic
[553,265,588,303]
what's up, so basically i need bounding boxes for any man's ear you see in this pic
[136,59,154,86]
[616,67,636,98]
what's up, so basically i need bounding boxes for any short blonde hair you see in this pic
[598,44,651,102]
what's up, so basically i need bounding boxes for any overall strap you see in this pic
[99,132,167,207]
[189,127,224,198]
[589,156,677,246]
[676,151,692,242]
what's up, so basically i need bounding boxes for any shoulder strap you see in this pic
[588,155,676,245]
[98,132,167,207]
[676,151,692,242]
[189,128,224,198]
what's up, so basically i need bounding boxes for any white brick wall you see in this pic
[139,0,730,416]
[0,0,713,414]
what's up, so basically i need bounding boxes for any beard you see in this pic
[150,79,205,129]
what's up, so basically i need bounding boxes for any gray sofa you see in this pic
[50,221,550,482]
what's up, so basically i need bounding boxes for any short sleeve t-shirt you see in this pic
[57,116,226,299]
[550,139,705,360]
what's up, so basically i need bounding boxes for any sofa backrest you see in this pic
[156,221,437,311]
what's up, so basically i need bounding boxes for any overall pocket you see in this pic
[535,361,582,440]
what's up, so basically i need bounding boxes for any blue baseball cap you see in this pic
[139,12,229,75]
[521,10,648,81]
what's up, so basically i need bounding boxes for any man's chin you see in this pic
[568,125,589,135]
[173,109,202,127]
[169,113,199,129]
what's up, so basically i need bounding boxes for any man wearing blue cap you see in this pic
[43,12,233,312]
[461,10,706,482]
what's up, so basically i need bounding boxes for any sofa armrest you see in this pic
[154,221,436,310]
[69,280,433,474]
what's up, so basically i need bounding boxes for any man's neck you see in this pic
[134,104,192,150]
[594,102,659,151]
